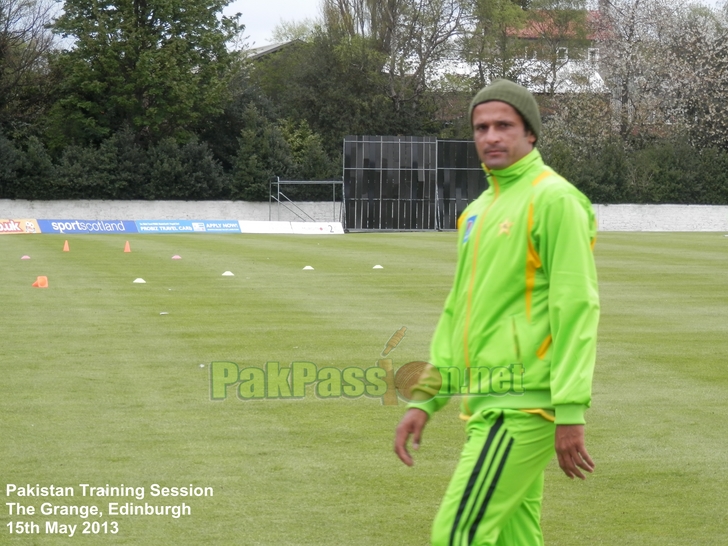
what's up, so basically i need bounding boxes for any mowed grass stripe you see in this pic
[1,233,460,545]
[542,232,728,546]
[1,232,727,545]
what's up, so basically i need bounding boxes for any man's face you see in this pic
[472,101,536,170]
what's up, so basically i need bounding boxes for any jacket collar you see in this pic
[483,148,543,191]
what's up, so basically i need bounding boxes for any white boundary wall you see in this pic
[0,200,340,223]
[593,204,728,232]
[1,200,728,231]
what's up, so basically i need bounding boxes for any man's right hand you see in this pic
[394,408,429,466]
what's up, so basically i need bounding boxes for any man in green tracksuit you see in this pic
[394,79,600,545]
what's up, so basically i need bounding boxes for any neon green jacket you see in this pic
[409,149,599,425]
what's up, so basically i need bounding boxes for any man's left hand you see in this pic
[555,425,594,480]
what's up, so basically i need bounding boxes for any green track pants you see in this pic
[431,409,556,546]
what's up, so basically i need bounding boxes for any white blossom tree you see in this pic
[666,4,728,149]
[594,0,683,139]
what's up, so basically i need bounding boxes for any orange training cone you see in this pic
[124,241,131,253]
[63,240,69,252]
[32,276,49,288]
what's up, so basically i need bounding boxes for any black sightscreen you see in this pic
[343,136,486,230]
[437,139,488,231]
[343,136,437,230]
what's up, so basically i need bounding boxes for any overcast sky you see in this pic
[225,0,323,48]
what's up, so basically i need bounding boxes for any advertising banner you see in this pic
[237,221,345,235]
[136,220,241,233]
[290,222,344,235]
[238,221,293,234]
[0,219,42,235]
[37,220,138,234]
[2,218,343,235]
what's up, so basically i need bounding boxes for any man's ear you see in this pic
[527,131,537,145]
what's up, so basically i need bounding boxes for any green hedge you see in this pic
[541,135,728,205]
[2,130,727,204]
[0,130,230,200]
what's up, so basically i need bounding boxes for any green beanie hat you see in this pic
[469,79,542,142]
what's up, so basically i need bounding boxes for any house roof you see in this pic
[244,41,300,60]
[521,59,609,94]
[509,10,604,41]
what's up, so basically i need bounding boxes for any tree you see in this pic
[2,135,55,198]
[459,0,529,86]
[0,0,56,133]
[145,137,228,199]
[200,62,270,172]
[539,91,628,202]
[271,18,318,42]
[322,0,463,115]
[666,4,728,150]
[595,0,681,140]
[49,0,243,147]
[524,0,591,96]
[250,30,404,154]
[278,119,338,181]
[231,103,296,200]
[0,130,20,194]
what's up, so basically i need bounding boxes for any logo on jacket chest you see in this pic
[462,215,477,243]
[498,219,514,236]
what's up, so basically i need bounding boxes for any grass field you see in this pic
[1,232,727,545]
